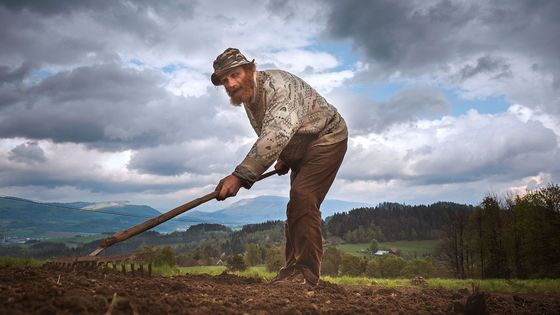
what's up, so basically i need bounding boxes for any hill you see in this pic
[0,196,182,238]
[0,195,368,239]
[180,195,370,226]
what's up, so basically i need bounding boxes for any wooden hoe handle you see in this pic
[89,169,279,256]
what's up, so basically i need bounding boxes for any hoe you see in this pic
[46,170,279,275]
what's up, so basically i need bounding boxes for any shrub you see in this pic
[142,246,177,267]
[321,246,343,276]
[365,258,380,277]
[226,254,247,271]
[244,243,261,266]
[378,255,406,277]
[400,257,436,278]
[325,236,345,245]
[369,239,379,254]
[158,246,177,267]
[340,253,365,276]
[265,246,284,272]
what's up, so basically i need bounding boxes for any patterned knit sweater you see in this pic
[233,70,348,188]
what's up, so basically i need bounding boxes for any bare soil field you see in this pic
[1,266,559,314]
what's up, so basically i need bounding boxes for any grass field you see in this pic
[323,276,560,294]
[171,265,560,294]
[156,265,278,281]
[337,240,440,257]
[0,256,44,267]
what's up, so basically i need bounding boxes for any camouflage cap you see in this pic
[211,48,254,86]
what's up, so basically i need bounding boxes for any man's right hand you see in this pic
[274,159,290,175]
[215,175,242,201]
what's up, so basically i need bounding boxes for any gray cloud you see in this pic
[0,62,248,151]
[8,141,46,164]
[331,85,450,134]
[409,117,559,184]
[0,62,34,108]
[386,86,450,118]
[0,7,103,66]
[0,157,211,195]
[0,0,195,19]
[0,0,109,15]
[265,0,298,20]
[0,1,196,68]
[128,140,252,176]
[325,0,560,74]
[326,0,476,74]
[0,61,34,83]
[457,55,512,81]
[325,0,560,120]
[338,111,560,185]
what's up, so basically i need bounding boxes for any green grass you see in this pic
[179,265,227,276]
[426,278,560,294]
[322,276,413,287]
[338,240,440,257]
[235,265,276,280]
[165,265,277,280]
[161,263,560,294]
[322,276,560,294]
[0,256,44,268]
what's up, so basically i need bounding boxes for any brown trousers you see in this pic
[278,138,347,285]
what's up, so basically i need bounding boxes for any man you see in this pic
[212,48,347,286]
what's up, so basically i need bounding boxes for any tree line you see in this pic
[442,184,560,279]
[326,202,474,242]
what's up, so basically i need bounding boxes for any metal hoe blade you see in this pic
[46,252,153,276]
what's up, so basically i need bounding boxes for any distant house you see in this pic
[374,248,400,256]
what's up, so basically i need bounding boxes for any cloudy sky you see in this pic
[1,0,559,212]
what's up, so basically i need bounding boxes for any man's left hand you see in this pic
[274,159,290,175]
[215,175,242,201]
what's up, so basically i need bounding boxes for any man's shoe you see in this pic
[285,271,307,284]
[269,271,314,288]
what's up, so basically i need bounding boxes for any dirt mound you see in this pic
[1,266,559,314]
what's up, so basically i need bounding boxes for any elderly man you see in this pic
[212,48,348,286]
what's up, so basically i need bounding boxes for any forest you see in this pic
[442,184,560,279]
[326,201,474,242]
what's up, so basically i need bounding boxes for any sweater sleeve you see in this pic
[233,78,304,188]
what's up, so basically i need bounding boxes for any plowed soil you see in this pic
[1,266,559,314]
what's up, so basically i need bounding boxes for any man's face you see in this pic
[220,66,254,106]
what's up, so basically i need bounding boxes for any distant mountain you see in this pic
[0,195,369,238]
[0,197,184,237]
[180,195,370,226]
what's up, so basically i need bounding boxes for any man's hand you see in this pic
[215,175,242,201]
[274,159,290,175]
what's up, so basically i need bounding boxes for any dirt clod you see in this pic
[465,292,489,315]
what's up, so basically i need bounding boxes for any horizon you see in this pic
[1,193,481,215]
